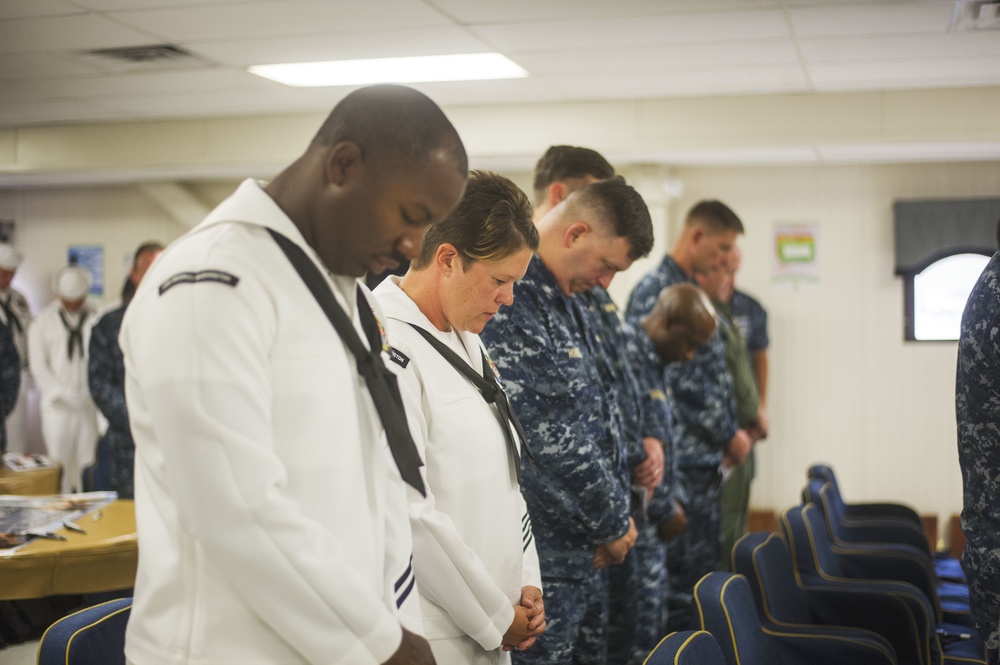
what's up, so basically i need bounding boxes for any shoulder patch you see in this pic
[603,302,618,313]
[159,270,240,295]
[388,346,410,368]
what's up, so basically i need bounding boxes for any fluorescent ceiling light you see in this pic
[249,53,528,87]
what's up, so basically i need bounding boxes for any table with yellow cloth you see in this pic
[0,499,137,600]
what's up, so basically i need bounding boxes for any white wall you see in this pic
[609,160,1000,534]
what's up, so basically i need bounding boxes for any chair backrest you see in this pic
[807,464,837,487]
[781,504,846,580]
[694,572,769,665]
[37,597,132,665]
[643,630,726,665]
[732,530,814,627]
[803,478,852,542]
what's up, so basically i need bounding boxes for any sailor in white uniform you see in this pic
[119,85,467,665]
[374,171,546,665]
[0,243,34,452]
[28,264,99,492]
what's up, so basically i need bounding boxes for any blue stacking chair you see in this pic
[37,597,131,665]
[693,571,897,665]
[782,504,986,665]
[807,464,965,583]
[644,630,726,665]
[804,478,972,627]
[734,530,922,665]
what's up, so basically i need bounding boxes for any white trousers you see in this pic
[40,401,98,493]
[429,634,510,665]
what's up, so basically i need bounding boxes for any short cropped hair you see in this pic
[412,170,538,270]
[122,241,165,301]
[563,177,654,260]
[313,85,468,176]
[685,200,745,234]
[532,145,615,203]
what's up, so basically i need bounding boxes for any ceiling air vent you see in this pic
[78,44,206,71]
[949,1,1000,31]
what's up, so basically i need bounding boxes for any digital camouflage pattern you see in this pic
[582,288,671,665]
[956,251,1000,665]
[625,255,738,469]
[88,306,136,498]
[0,322,19,452]
[730,289,769,355]
[626,254,737,632]
[481,255,630,664]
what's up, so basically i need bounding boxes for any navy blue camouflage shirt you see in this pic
[625,255,738,469]
[580,287,644,479]
[730,289,769,353]
[480,254,632,579]
[625,323,684,521]
[88,306,137,498]
[957,251,1000,543]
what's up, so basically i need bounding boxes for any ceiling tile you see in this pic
[106,0,453,42]
[0,0,83,19]
[800,32,1000,62]
[72,0,248,8]
[0,99,124,125]
[97,85,339,118]
[470,10,789,53]
[511,41,799,76]
[788,2,955,37]
[550,65,810,100]
[0,52,104,80]
[191,26,492,66]
[26,68,277,98]
[809,56,1000,90]
[0,13,160,54]
[424,0,780,23]
[407,77,567,106]
[818,141,1000,163]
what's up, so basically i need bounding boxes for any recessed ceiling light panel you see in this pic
[249,53,528,87]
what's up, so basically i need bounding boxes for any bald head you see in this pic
[313,84,467,176]
[642,283,717,363]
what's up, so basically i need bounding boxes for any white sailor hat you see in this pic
[53,265,93,300]
[0,244,23,271]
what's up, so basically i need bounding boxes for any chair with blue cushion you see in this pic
[803,478,971,627]
[37,597,131,665]
[693,571,897,665]
[643,630,726,665]
[733,530,923,665]
[807,464,965,584]
[782,504,986,665]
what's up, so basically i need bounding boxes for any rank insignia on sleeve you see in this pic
[388,346,410,368]
[159,270,240,295]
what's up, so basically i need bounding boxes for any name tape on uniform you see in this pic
[159,270,240,296]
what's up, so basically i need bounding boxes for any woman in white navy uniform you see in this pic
[374,170,546,664]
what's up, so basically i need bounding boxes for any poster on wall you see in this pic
[772,224,819,289]
[68,245,104,297]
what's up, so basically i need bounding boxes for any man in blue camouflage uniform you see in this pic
[529,145,669,664]
[582,288,670,665]
[718,246,770,570]
[87,242,163,497]
[956,227,1000,665]
[729,246,769,437]
[0,321,19,453]
[625,199,751,632]
[481,176,652,665]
